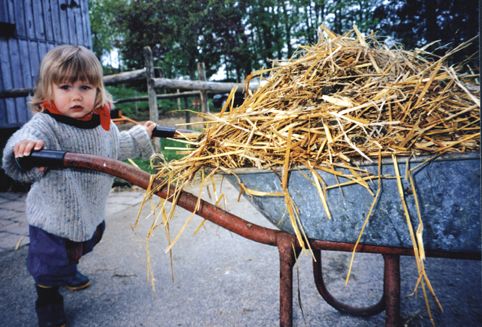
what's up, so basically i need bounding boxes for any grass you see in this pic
[160,138,192,161]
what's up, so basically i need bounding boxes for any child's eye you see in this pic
[80,85,93,91]
[59,84,71,90]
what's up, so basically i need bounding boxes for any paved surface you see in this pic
[0,192,29,252]
[0,180,481,326]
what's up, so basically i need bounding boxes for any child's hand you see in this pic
[13,140,46,172]
[143,121,157,138]
[14,139,45,157]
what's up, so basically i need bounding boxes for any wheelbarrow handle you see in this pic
[15,125,193,169]
[15,150,66,170]
[152,125,193,138]
[13,150,279,247]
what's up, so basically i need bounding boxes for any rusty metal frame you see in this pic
[60,153,481,327]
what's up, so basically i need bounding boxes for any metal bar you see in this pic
[278,234,296,327]
[309,239,480,260]
[383,255,401,327]
[312,250,386,316]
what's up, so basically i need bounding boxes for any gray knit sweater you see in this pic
[2,112,154,241]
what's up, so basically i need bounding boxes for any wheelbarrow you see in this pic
[17,149,480,327]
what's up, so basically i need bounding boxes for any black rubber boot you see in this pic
[35,285,67,327]
[65,270,91,291]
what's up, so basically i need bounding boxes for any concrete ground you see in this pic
[0,179,480,327]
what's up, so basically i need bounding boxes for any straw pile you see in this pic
[156,26,479,181]
[145,26,479,323]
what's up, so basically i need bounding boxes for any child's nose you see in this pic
[72,90,83,100]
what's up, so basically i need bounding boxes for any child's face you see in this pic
[52,80,97,119]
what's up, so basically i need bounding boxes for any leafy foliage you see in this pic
[90,1,479,81]
[374,0,479,65]
[88,0,127,60]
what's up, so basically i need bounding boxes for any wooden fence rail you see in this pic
[103,68,146,85]
[114,91,201,104]
[0,68,252,99]
[152,78,250,93]
[0,68,148,99]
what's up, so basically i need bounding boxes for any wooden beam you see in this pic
[0,69,261,99]
[103,69,146,85]
[153,78,253,93]
[114,91,201,104]
[0,88,32,99]
[0,69,147,99]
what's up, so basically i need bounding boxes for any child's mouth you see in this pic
[71,105,83,110]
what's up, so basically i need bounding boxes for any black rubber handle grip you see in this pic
[15,150,66,170]
[152,126,177,138]
[152,125,193,138]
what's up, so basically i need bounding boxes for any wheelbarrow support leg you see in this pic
[277,234,296,327]
[312,249,385,316]
[383,254,401,327]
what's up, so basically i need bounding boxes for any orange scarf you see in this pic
[41,101,111,131]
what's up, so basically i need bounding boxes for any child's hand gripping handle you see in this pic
[152,125,194,139]
[15,150,66,170]
[152,126,177,138]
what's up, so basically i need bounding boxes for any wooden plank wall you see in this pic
[0,0,92,128]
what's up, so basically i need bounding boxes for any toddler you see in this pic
[2,45,155,327]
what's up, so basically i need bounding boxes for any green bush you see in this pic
[107,85,149,120]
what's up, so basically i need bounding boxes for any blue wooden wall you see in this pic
[0,0,92,128]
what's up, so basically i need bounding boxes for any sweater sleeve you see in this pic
[2,119,51,183]
[117,125,155,161]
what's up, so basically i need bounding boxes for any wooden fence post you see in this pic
[176,89,191,129]
[197,62,209,114]
[184,96,191,129]
[144,46,160,152]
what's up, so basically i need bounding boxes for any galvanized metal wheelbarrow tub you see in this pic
[19,151,481,327]
[225,153,480,254]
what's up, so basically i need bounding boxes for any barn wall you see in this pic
[0,0,92,128]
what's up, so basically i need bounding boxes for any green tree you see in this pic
[115,0,224,79]
[115,1,174,71]
[374,0,479,64]
[207,1,254,81]
[89,0,126,64]
[92,0,387,80]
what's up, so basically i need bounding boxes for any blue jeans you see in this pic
[27,222,105,286]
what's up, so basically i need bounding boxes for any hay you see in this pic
[161,29,478,172]
[144,26,479,323]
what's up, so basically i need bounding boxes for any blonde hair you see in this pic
[31,45,112,112]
